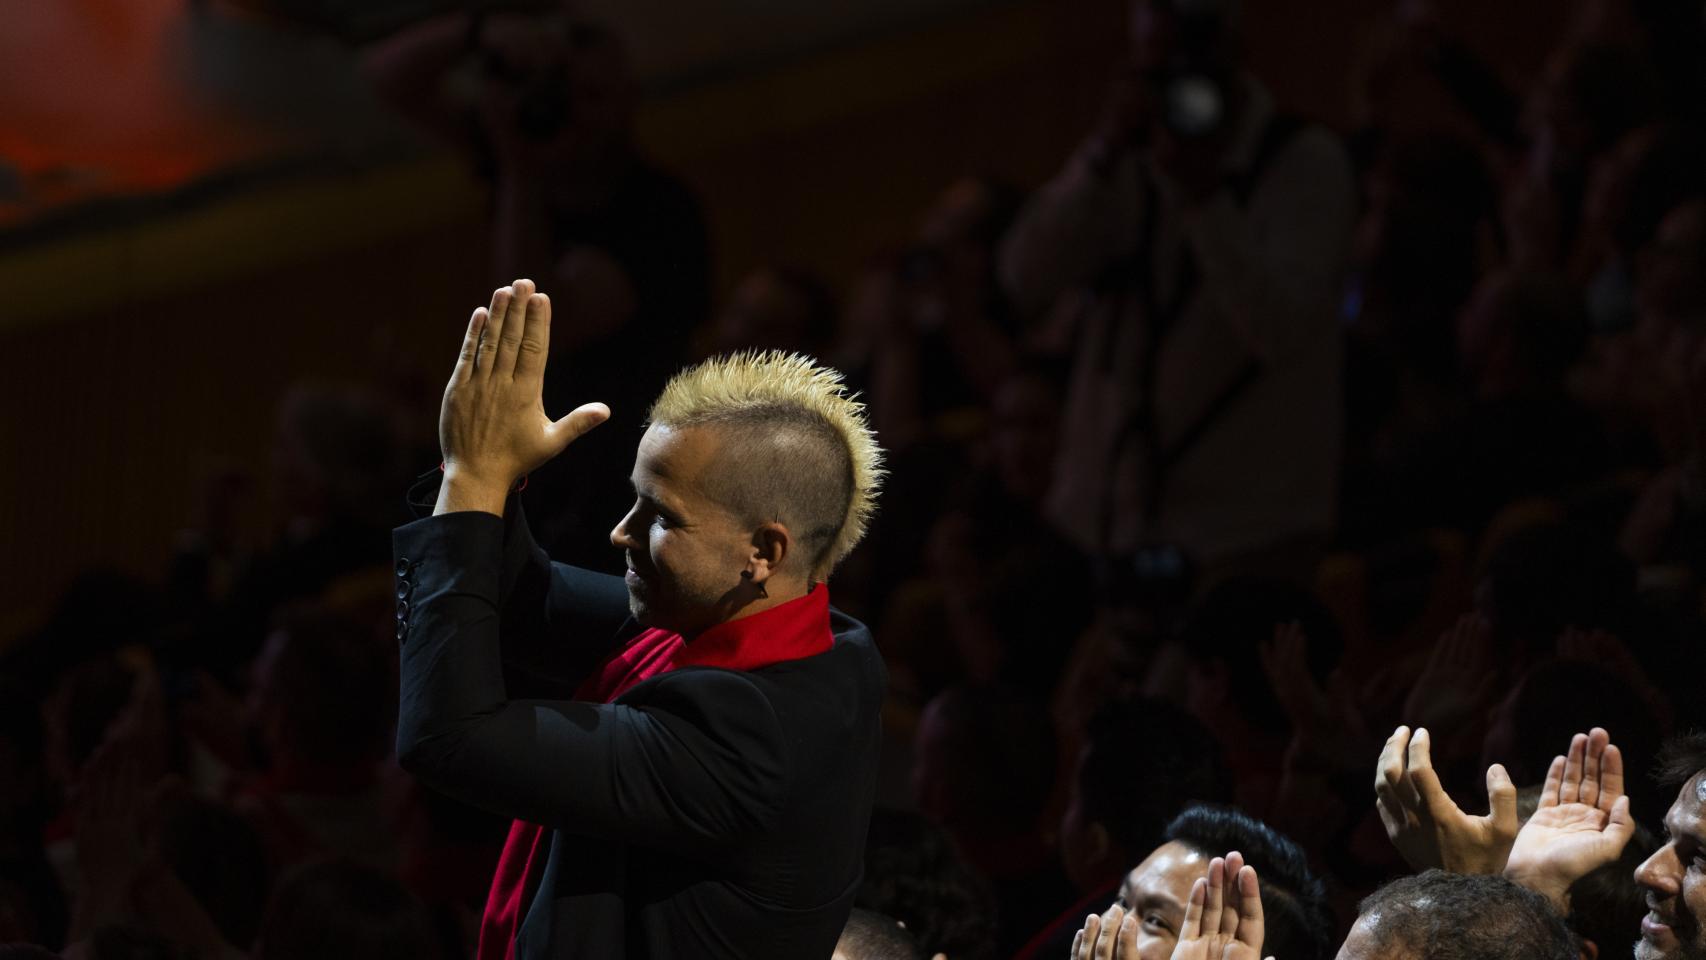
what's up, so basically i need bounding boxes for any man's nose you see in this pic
[1636,843,1682,896]
[610,505,637,550]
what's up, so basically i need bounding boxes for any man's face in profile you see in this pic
[1635,774,1706,960]
[610,423,753,636]
[1114,840,1208,960]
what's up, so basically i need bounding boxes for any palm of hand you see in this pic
[1508,803,1615,875]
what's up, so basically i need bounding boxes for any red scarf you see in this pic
[478,586,835,959]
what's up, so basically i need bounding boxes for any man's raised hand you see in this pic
[437,279,609,516]
[1375,725,1519,874]
[1503,727,1635,910]
[1169,852,1270,960]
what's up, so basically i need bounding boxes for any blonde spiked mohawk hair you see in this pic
[647,351,885,578]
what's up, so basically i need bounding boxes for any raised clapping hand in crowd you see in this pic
[1071,853,1271,960]
[1375,724,1520,874]
[1400,614,1500,746]
[1376,722,1636,909]
[1503,727,1636,909]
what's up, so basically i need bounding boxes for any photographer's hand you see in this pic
[436,279,609,516]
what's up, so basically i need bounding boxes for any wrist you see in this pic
[435,465,514,517]
[1504,866,1571,912]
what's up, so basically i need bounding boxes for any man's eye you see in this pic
[1143,913,1171,932]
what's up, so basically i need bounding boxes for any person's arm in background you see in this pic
[1173,125,1356,367]
[997,71,1152,319]
[359,12,481,153]
[362,9,566,285]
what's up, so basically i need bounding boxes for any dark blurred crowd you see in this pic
[5,0,1706,957]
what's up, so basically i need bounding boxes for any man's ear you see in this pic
[747,521,791,585]
[1579,939,1599,960]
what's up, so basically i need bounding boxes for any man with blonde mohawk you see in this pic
[393,279,887,960]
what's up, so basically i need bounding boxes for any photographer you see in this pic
[363,5,709,568]
[999,0,1355,592]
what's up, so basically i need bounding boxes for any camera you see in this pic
[482,53,571,142]
[1156,0,1236,139]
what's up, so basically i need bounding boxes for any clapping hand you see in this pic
[1374,725,1519,874]
[1401,614,1500,741]
[1504,727,1635,909]
[1170,852,1270,960]
[436,279,609,516]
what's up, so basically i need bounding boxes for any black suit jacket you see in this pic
[392,503,885,959]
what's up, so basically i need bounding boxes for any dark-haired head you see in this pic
[1164,806,1332,960]
[1343,870,1576,960]
[1657,733,1706,789]
[1061,696,1232,892]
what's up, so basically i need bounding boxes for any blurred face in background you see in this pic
[988,374,1060,505]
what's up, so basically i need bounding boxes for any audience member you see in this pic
[1034,805,1330,960]
[833,908,931,960]
[1633,733,1706,960]
[1000,0,1356,587]
[1338,871,1577,960]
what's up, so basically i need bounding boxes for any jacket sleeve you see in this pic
[393,510,787,855]
[492,497,632,685]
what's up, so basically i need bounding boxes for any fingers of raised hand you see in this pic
[1219,853,1244,937]
[1181,877,1208,940]
[1600,741,1626,811]
[1561,732,1588,804]
[479,284,516,377]
[1406,727,1447,809]
[1235,864,1265,948]
[1074,915,1099,960]
[1541,753,1566,808]
[492,278,534,376]
[1093,906,1126,960]
[515,291,551,381]
[1608,794,1636,845]
[1203,857,1227,933]
[1486,763,1519,833]
[1377,726,1412,801]
[457,306,490,381]
[1579,727,1612,809]
[546,401,611,455]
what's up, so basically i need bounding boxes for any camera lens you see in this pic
[1164,74,1223,139]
